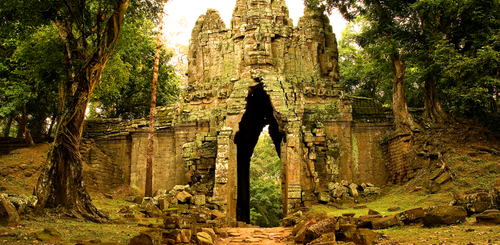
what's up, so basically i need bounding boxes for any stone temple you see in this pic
[82,0,395,223]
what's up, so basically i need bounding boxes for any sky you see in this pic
[163,0,348,46]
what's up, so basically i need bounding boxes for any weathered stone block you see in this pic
[192,195,206,206]
[371,214,402,229]
[422,206,467,227]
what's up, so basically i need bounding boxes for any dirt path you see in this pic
[218,227,295,244]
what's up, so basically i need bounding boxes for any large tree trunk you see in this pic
[34,0,129,222]
[423,74,454,124]
[35,68,106,222]
[145,23,163,197]
[390,53,421,134]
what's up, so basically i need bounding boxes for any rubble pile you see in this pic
[316,181,382,205]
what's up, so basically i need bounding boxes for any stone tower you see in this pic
[83,0,392,223]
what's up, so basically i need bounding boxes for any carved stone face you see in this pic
[243,32,272,67]
[249,0,270,9]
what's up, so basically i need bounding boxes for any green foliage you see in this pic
[310,0,500,130]
[249,130,282,227]
[0,24,63,137]
[338,18,393,106]
[89,19,181,120]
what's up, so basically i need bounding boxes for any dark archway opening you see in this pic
[234,82,285,224]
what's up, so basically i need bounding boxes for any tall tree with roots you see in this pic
[1,0,166,222]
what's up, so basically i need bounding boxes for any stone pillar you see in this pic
[213,127,232,214]
[284,131,302,215]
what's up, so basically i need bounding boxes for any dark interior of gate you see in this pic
[234,82,285,223]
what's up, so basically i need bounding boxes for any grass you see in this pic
[310,187,453,218]
[381,219,500,245]
[0,194,160,244]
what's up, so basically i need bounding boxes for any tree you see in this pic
[306,0,422,133]
[0,0,166,222]
[338,19,393,104]
[145,21,164,197]
[88,18,180,120]
[306,0,500,132]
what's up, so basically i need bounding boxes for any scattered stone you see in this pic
[158,198,169,210]
[476,209,500,224]
[371,214,402,229]
[201,228,217,242]
[425,180,440,194]
[35,228,62,244]
[435,171,451,185]
[153,189,167,197]
[363,187,381,195]
[0,194,20,227]
[144,202,162,218]
[310,232,336,244]
[197,232,213,245]
[388,206,400,212]
[349,183,359,197]
[344,228,380,245]
[397,207,425,224]
[175,191,192,203]
[357,214,382,228]
[318,192,331,203]
[453,192,493,214]
[305,218,337,243]
[422,206,467,227]
[192,195,206,206]
[133,196,144,204]
[368,209,380,216]
[332,187,344,198]
[354,205,367,209]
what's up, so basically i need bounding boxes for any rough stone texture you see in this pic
[476,209,500,224]
[305,217,337,242]
[82,0,394,221]
[371,214,402,229]
[397,207,425,224]
[422,206,467,227]
[0,194,19,227]
[452,191,497,214]
[197,232,213,245]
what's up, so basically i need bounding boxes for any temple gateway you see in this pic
[82,0,397,223]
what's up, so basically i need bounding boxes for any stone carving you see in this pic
[83,0,394,223]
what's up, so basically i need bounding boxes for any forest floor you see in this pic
[1,121,500,244]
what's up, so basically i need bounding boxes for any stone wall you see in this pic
[383,135,413,184]
[82,0,396,221]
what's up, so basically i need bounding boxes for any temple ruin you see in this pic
[82,0,394,223]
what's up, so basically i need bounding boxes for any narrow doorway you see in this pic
[234,83,284,224]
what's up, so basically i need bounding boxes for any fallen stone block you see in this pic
[310,232,337,244]
[371,214,402,229]
[318,192,331,203]
[423,206,467,227]
[357,214,382,228]
[397,207,425,224]
[476,209,500,224]
[175,191,192,203]
[197,232,213,245]
[344,228,381,245]
[305,218,337,243]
